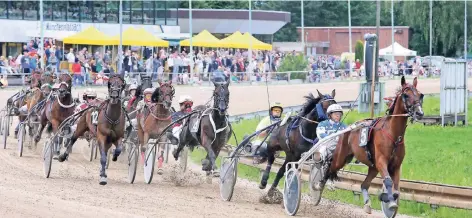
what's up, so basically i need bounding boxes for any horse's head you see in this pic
[57,73,72,97]
[153,80,175,109]
[316,89,337,113]
[41,72,54,86]
[400,76,424,121]
[141,75,152,90]
[41,83,52,96]
[213,81,230,115]
[108,74,126,104]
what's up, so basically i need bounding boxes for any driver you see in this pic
[75,88,97,113]
[247,102,284,164]
[167,95,193,145]
[314,104,347,164]
[136,88,154,113]
[123,84,137,108]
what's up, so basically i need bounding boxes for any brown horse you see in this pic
[323,76,424,214]
[34,73,75,155]
[96,74,126,185]
[136,81,174,173]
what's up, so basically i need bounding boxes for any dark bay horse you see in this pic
[96,75,126,185]
[259,90,337,198]
[34,73,75,154]
[173,81,231,175]
[136,81,174,173]
[324,76,423,214]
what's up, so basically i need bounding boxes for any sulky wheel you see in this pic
[219,157,238,201]
[128,142,138,184]
[380,184,399,218]
[309,164,324,206]
[143,143,156,184]
[3,114,10,149]
[42,138,53,178]
[18,123,25,157]
[283,168,302,216]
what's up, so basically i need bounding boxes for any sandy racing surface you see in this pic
[0,78,448,218]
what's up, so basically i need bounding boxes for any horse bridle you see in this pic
[108,76,126,100]
[158,83,175,107]
[399,85,424,121]
[213,85,229,110]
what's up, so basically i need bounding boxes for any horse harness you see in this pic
[189,107,229,146]
[284,95,336,151]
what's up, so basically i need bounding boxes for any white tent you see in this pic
[379,42,417,56]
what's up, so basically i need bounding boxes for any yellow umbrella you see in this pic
[219,31,272,50]
[135,28,169,47]
[241,32,272,50]
[63,26,116,45]
[218,31,244,48]
[180,30,221,47]
[112,27,169,47]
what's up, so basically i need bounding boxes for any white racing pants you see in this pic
[19,105,28,115]
[316,140,338,162]
[172,126,182,141]
[250,139,267,155]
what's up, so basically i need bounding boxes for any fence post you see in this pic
[288,72,291,83]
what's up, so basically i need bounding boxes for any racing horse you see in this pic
[34,73,75,153]
[96,74,126,185]
[323,76,423,214]
[258,90,337,198]
[173,81,231,175]
[136,80,174,173]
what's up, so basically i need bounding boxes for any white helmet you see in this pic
[85,88,97,97]
[129,84,137,90]
[143,88,154,95]
[179,95,192,104]
[327,104,343,114]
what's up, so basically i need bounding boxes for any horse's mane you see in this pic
[135,85,143,97]
[151,87,159,103]
[299,93,323,117]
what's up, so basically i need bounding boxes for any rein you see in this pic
[147,103,172,121]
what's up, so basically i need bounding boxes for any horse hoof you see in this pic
[57,154,68,162]
[172,150,179,161]
[157,168,163,175]
[112,155,118,162]
[363,204,372,214]
[212,171,220,177]
[388,201,398,210]
[99,177,107,185]
[259,183,267,190]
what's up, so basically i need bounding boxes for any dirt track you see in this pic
[0,78,450,218]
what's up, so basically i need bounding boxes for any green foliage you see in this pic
[277,54,308,72]
[354,40,364,63]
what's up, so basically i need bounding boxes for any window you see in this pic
[53,1,67,21]
[154,1,165,25]
[67,1,80,22]
[0,2,8,19]
[122,0,131,23]
[143,1,154,24]
[131,0,142,24]
[43,1,53,21]
[24,1,38,20]
[8,1,23,20]
[80,1,93,22]
[93,1,105,23]
[166,0,178,26]
[106,1,118,23]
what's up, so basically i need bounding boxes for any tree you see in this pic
[355,40,364,63]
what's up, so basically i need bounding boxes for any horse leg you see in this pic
[98,138,109,185]
[201,135,217,173]
[259,149,275,189]
[172,126,187,161]
[34,115,47,144]
[112,137,123,162]
[58,118,88,162]
[376,158,397,210]
[360,167,379,214]
[391,166,401,200]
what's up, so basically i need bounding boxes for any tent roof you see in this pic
[63,27,115,45]
[112,27,169,47]
[180,30,220,47]
[219,31,272,50]
[379,42,417,56]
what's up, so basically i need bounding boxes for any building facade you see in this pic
[297,26,410,56]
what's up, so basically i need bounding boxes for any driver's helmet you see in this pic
[143,88,154,102]
[129,84,137,91]
[326,104,343,116]
[178,95,193,111]
[84,88,97,100]
[270,102,284,119]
